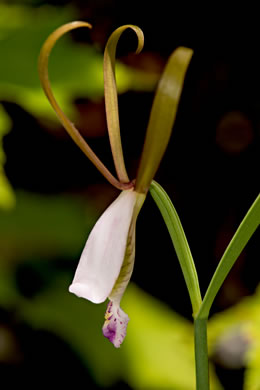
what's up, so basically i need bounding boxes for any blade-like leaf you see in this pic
[104,25,144,183]
[198,193,260,319]
[149,180,202,316]
[135,47,193,193]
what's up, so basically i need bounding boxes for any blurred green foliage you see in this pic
[208,285,260,390]
[0,191,97,262]
[123,285,222,389]
[0,264,223,388]
[0,103,15,209]
[0,3,157,120]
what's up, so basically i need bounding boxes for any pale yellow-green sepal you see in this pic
[38,21,130,190]
[104,25,144,183]
[135,47,193,194]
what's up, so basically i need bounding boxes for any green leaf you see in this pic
[198,193,260,320]
[135,47,193,193]
[149,180,202,316]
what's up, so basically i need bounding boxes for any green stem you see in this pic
[194,318,209,390]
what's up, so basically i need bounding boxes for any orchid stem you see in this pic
[194,318,209,390]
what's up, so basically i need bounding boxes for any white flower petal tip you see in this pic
[102,301,129,348]
[68,282,106,304]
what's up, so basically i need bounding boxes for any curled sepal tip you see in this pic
[104,25,144,183]
[38,21,131,191]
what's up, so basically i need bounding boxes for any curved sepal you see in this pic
[104,25,144,183]
[135,47,193,193]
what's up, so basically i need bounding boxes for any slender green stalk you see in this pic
[194,318,209,390]
[150,180,209,387]
[198,192,260,320]
[150,180,202,316]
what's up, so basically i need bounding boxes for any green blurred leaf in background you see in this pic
[0,3,157,121]
[0,103,15,209]
[208,284,260,390]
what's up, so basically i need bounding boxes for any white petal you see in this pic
[69,190,139,303]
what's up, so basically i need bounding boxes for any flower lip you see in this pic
[102,301,129,348]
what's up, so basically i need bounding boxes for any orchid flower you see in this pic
[38,21,193,347]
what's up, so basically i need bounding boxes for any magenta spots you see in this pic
[102,300,129,348]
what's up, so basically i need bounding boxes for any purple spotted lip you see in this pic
[102,301,129,348]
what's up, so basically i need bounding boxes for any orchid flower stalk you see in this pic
[39,21,193,348]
